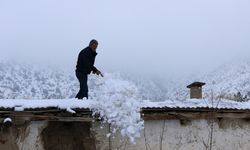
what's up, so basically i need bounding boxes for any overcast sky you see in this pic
[1,0,250,79]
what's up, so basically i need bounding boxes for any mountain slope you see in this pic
[166,60,250,100]
[2,60,249,101]
[0,61,77,99]
[0,61,166,100]
[202,60,250,100]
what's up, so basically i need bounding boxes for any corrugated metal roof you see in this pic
[141,99,250,111]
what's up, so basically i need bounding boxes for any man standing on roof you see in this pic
[75,39,103,99]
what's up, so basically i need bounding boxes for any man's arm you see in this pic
[92,66,98,73]
[92,66,104,77]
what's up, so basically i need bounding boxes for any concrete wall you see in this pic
[1,119,250,150]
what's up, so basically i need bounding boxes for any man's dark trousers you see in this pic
[75,70,88,99]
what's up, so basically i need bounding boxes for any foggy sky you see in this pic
[1,0,250,79]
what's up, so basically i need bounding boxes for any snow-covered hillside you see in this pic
[167,60,250,101]
[0,61,166,100]
[1,59,250,101]
[203,60,250,100]
[0,61,77,99]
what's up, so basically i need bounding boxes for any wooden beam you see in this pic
[7,113,94,122]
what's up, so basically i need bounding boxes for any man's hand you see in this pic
[96,70,104,77]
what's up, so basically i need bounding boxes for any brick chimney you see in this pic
[187,82,205,99]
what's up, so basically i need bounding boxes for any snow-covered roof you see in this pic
[142,99,250,110]
[0,99,250,111]
[1,98,250,143]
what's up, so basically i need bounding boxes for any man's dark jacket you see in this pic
[76,47,97,74]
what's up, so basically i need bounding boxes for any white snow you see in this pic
[14,105,24,111]
[142,98,250,110]
[166,60,250,100]
[0,99,92,109]
[88,73,144,143]
[3,117,12,123]
[66,107,76,113]
[106,133,111,138]
[1,98,250,110]
[0,62,166,100]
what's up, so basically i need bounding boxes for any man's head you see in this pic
[89,39,98,52]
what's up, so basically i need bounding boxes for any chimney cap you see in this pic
[187,82,206,88]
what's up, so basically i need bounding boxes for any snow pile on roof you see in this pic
[89,73,144,143]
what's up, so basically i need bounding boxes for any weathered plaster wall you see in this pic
[1,119,250,150]
[93,119,250,150]
[0,127,19,150]
[17,121,47,150]
[0,121,96,150]
[0,121,46,150]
